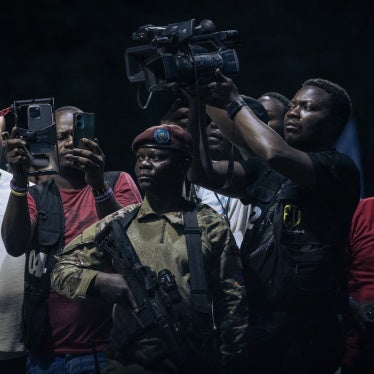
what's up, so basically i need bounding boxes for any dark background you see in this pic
[1,0,373,195]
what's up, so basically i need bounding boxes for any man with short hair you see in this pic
[51,124,248,374]
[257,91,290,136]
[1,106,141,373]
[187,71,361,373]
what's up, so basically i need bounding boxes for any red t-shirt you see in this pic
[343,197,374,368]
[28,172,141,354]
[347,197,374,302]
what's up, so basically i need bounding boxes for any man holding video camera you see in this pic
[186,70,361,373]
[51,124,248,374]
[1,105,141,373]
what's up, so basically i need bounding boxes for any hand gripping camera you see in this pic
[125,19,240,107]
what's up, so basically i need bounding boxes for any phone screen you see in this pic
[73,112,95,147]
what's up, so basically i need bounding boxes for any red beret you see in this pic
[132,124,193,155]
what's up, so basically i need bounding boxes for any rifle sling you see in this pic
[183,210,210,314]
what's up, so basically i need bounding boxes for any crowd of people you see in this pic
[0,69,373,374]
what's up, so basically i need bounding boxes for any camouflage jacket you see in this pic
[51,197,248,359]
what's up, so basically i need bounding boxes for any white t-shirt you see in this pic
[195,185,251,248]
[0,169,27,358]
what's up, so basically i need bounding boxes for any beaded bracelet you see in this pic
[10,180,29,193]
[94,187,114,203]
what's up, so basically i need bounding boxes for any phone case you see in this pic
[73,112,95,147]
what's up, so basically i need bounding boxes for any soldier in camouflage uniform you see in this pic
[51,124,248,374]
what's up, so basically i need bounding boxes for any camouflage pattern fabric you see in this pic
[51,197,248,368]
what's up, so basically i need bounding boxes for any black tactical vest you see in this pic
[241,169,348,312]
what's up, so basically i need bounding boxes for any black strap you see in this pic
[29,179,65,293]
[183,210,210,314]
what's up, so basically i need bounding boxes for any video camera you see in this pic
[125,19,240,106]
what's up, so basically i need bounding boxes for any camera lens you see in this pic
[75,114,84,129]
[28,105,41,119]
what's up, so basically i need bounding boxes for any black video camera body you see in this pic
[125,19,240,93]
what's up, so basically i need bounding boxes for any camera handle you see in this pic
[137,84,153,109]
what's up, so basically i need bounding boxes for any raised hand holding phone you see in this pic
[73,112,95,147]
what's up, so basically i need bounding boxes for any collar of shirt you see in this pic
[137,196,186,226]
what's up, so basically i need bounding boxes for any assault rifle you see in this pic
[94,216,186,364]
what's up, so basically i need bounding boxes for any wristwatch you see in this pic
[91,182,110,197]
[226,99,247,120]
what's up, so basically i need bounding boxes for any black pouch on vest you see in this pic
[270,182,346,311]
[22,290,49,351]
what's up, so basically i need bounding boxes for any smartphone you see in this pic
[73,112,95,147]
[12,97,60,176]
[27,103,54,131]
[13,98,56,155]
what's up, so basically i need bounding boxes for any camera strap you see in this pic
[221,145,234,189]
[183,210,211,315]
[196,97,216,187]
[194,94,234,190]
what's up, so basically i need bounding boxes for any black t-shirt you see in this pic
[239,150,361,309]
